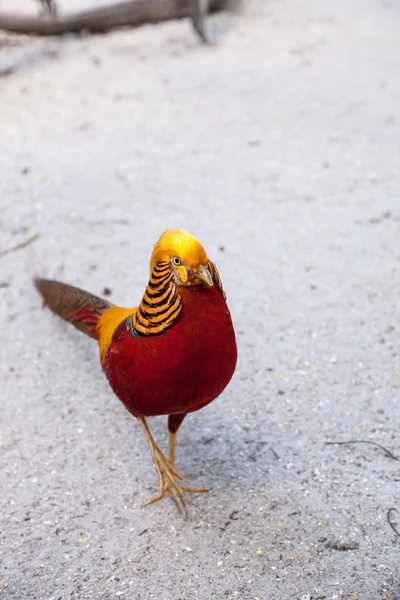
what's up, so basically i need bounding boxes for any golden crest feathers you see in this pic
[150,229,208,273]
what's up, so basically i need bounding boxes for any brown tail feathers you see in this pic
[34,278,112,339]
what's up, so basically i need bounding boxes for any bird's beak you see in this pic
[197,266,213,287]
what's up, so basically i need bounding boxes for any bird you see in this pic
[34,229,237,517]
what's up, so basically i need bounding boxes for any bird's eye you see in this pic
[173,257,181,266]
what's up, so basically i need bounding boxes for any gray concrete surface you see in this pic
[1,0,400,598]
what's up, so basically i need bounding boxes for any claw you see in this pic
[180,485,210,493]
[145,448,209,517]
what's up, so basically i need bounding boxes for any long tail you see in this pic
[34,278,112,339]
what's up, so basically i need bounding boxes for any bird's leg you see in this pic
[137,416,209,517]
[169,430,177,468]
[168,414,210,495]
[138,416,192,517]
[168,413,186,470]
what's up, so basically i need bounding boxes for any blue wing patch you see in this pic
[126,315,139,337]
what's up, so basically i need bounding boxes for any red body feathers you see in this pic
[103,285,237,417]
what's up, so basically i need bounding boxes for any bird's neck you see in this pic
[131,260,182,336]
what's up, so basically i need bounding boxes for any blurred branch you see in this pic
[37,0,58,17]
[0,0,228,41]
[189,0,208,42]
[0,232,39,258]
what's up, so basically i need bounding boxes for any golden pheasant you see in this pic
[35,229,237,516]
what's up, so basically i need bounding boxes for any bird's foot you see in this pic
[143,446,209,518]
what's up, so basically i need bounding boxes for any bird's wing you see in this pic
[208,261,226,301]
[96,305,138,363]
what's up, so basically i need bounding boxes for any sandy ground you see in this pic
[1,0,400,598]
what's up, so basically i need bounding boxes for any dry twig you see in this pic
[325,440,399,461]
[0,232,39,257]
[387,508,400,539]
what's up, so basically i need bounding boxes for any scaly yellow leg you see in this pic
[137,417,209,518]
[169,430,177,470]
[168,426,210,497]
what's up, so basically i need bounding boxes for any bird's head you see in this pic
[150,229,213,287]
